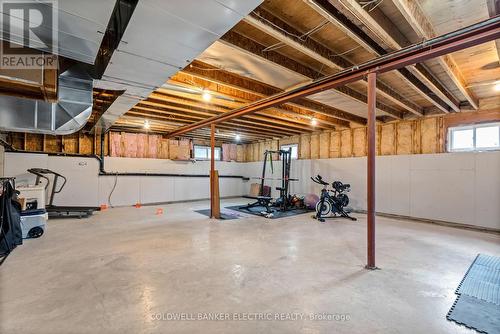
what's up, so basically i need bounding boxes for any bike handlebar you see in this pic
[311,175,329,186]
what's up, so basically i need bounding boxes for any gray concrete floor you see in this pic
[1,198,499,334]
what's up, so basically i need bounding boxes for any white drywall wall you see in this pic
[4,153,247,207]
[293,151,500,230]
[5,151,499,229]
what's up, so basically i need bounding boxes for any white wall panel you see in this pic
[4,152,499,229]
[474,152,500,230]
[388,156,411,216]
[4,153,48,184]
[47,156,99,207]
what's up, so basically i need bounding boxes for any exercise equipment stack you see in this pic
[241,148,299,217]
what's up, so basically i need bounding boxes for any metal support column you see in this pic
[366,72,377,270]
[210,124,215,217]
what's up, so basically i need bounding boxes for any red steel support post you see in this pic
[366,72,377,269]
[210,124,215,217]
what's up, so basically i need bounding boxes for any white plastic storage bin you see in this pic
[20,210,47,239]
[17,186,46,210]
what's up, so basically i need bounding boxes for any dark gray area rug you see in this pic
[447,254,500,333]
[225,205,311,219]
[194,209,241,220]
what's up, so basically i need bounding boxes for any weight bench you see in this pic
[240,196,273,213]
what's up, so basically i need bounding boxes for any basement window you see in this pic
[193,145,221,160]
[448,123,500,152]
[280,144,299,159]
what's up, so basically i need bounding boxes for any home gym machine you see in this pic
[311,174,356,222]
[241,148,298,216]
[27,168,99,218]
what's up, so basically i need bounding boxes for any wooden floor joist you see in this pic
[391,0,479,109]
[143,94,319,132]
[220,30,405,119]
[158,84,348,128]
[179,61,367,125]
[129,106,303,137]
[306,0,461,113]
[245,9,418,117]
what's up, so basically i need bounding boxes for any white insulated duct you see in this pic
[94,0,263,131]
[0,66,93,134]
[0,1,117,134]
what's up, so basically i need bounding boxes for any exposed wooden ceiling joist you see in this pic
[144,94,318,132]
[391,0,479,109]
[130,104,304,136]
[180,60,367,125]
[152,90,337,130]
[220,30,405,119]
[122,114,275,141]
[305,0,460,114]
[158,83,346,128]
[244,9,421,117]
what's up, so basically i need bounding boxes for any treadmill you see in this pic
[27,168,99,218]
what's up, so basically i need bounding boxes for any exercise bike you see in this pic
[311,175,357,222]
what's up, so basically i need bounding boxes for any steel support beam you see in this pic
[165,16,499,138]
[366,72,376,270]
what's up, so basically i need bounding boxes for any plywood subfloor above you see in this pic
[418,0,489,36]
[197,41,306,90]
[309,90,385,118]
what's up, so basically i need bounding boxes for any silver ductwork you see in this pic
[94,0,264,131]
[0,1,118,135]
[0,66,93,135]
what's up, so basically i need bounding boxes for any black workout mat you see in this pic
[456,254,500,305]
[447,294,500,334]
[194,209,241,220]
[447,254,500,333]
[225,205,311,219]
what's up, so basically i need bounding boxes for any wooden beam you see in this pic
[210,124,221,219]
[180,61,366,124]
[130,106,297,137]
[126,110,279,140]
[144,95,316,132]
[150,91,333,130]
[306,0,460,113]
[391,0,479,109]
[160,83,347,128]
[245,9,418,117]
[220,31,404,119]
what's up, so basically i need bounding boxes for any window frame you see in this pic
[193,145,222,161]
[447,122,500,152]
[280,143,299,159]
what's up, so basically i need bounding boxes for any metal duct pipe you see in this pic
[0,65,93,135]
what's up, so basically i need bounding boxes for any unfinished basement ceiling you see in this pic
[198,41,389,118]
[107,0,499,143]
[95,0,264,131]
[0,0,116,63]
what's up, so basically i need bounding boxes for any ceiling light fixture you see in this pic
[494,82,500,92]
[202,89,211,102]
[144,119,150,129]
[235,134,241,141]
[311,117,318,126]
